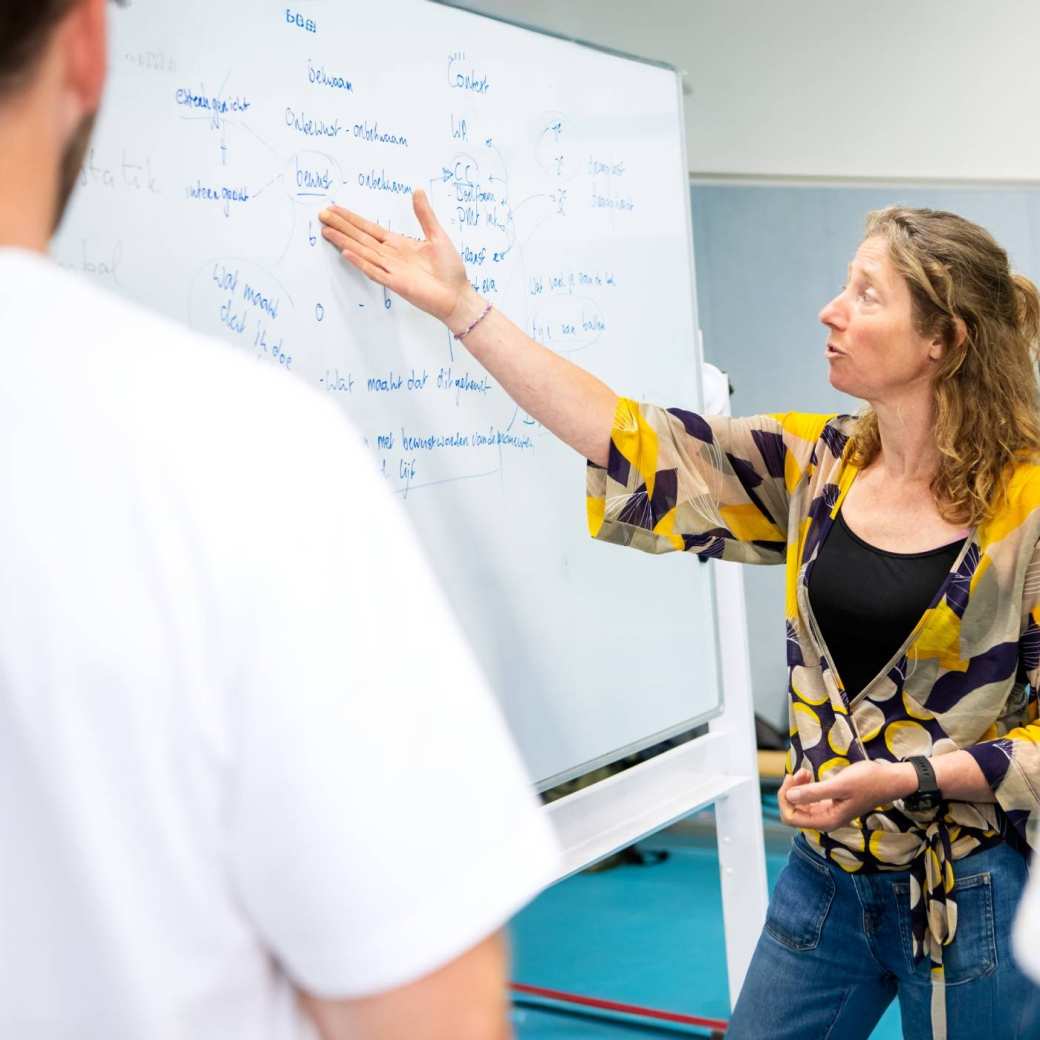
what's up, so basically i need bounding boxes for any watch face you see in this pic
[905,791,941,813]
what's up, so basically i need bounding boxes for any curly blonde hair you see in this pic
[848,207,1040,527]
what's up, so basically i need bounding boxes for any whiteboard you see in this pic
[53,0,720,788]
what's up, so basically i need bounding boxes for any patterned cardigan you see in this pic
[587,398,1040,1034]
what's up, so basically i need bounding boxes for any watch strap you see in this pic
[907,755,939,796]
[911,752,944,790]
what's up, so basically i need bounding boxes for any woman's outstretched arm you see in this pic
[319,191,618,466]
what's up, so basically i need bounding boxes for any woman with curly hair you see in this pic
[320,198,1040,1038]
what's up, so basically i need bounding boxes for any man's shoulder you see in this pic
[4,251,373,543]
[22,253,351,455]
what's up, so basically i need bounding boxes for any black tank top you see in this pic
[807,510,966,697]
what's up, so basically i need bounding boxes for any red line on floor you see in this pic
[511,982,729,1032]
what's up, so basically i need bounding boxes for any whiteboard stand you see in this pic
[542,551,768,1007]
[710,556,770,1005]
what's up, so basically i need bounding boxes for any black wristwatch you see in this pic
[903,755,943,813]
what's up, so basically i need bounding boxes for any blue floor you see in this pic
[511,812,903,1038]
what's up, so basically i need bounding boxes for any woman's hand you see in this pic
[319,190,471,325]
[319,188,619,466]
[779,760,917,831]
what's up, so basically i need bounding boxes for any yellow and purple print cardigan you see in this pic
[587,399,1040,1035]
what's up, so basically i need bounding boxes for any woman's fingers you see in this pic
[321,204,388,244]
[786,779,837,807]
[412,189,443,241]
[339,247,393,288]
[785,801,839,830]
[320,209,390,258]
[780,778,835,823]
[782,769,813,794]
[321,225,392,275]
[319,208,404,263]
[778,769,815,826]
[777,774,796,824]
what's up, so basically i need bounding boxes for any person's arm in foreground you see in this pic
[319,192,618,465]
[227,391,557,1040]
[300,932,511,1040]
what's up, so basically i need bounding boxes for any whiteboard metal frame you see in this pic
[535,695,722,794]
[432,0,683,73]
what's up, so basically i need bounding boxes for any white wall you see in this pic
[460,0,1040,182]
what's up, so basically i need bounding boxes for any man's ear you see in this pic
[59,0,107,122]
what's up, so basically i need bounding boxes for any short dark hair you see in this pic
[0,1,79,94]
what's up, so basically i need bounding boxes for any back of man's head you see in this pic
[0,0,108,246]
[0,3,79,97]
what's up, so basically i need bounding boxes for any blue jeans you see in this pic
[728,835,1037,1039]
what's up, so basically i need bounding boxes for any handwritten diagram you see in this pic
[57,4,661,501]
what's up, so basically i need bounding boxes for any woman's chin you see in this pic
[826,368,861,397]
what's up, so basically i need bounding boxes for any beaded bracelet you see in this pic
[454,301,493,341]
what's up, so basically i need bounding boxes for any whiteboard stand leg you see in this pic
[709,558,769,1008]
[715,776,768,1006]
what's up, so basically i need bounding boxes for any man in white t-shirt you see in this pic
[0,3,559,1037]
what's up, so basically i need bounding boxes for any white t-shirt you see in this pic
[1015,853,1040,983]
[0,250,559,1039]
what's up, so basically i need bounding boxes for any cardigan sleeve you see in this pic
[585,397,833,565]
[962,536,1040,837]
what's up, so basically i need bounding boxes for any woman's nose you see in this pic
[819,294,845,329]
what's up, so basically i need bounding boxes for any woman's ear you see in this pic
[930,316,966,362]
[927,329,946,363]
